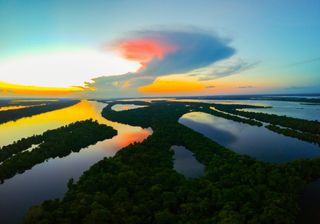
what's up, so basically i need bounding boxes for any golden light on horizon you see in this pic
[0,82,84,96]
[139,76,205,94]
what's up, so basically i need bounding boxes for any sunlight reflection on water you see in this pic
[0,100,152,224]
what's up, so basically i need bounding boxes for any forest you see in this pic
[21,101,320,224]
[182,96,320,104]
[231,109,319,134]
[266,125,320,146]
[0,119,117,183]
[0,99,58,107]
[0,100,80,124]
[203,103,320,145]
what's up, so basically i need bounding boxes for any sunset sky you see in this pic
[0,0,319,98]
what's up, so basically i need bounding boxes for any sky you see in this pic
[0,0,319,98]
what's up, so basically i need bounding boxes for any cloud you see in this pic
[188,57,258,81]
[238,85,254,89]
[206,85,216,89]
[114,29,235,77]
[84,28,238,98]
[115,38,177,65]
[84,73,154,98]
[285,56,320,68]
[274,85,320,94]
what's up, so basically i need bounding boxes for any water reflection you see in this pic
[0,104,45,112]
[0,100,149,147]
[216,100,320,121]
[179,112,320,163]
[172,145,204,178]
[0,100,152,224]
[111,104,148,111]
[164,98,320,121]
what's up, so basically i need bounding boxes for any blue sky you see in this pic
[0,0,319,96]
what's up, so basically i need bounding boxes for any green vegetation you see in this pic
[96,99,150,106]
[266,125,320,146]
[0,119,117,183]
[22,101,320,224]
[211,103,320,134]
[252,96,320,104]
[0,135,43,163]
[0,99,58,107]
[0,100,80,124]
[203,106,263,126]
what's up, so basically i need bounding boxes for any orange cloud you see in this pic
[0,82,84,97]
[116,39,177,64]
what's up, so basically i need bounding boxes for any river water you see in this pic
[0,100,152,224]
[179,112,320,163]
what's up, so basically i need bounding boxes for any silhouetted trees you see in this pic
[213,103,320,135]
[21,101,320,224]
[0,119,117,183]
[0,100,80,124]
[266,124,320,146]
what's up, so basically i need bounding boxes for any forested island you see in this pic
[180,95,320,104]
[209,103,320,145]
[0,119,117,183]
[0,100,80,124]
[22,101,320,224]
[0,99,58,107]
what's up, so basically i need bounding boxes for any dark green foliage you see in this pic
[251,97,320,104]
[0,99,57,107]
[0,100,80,124]
[0,119,117,183]
[266,125,320,146]
[214,103,320,135]
[99,100,150,106]
[202,106,263,126]
[0,135,43,163]
[22,101,320,223]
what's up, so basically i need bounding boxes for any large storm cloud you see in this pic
[84,29,241,98]
[114,29,235,76]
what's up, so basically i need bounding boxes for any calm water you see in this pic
[0,100,152,224]
[111,104,148,111]
[0,104,46,111]
[171,145,204,178]
[216,100,320,121]
[179,112,320,163]
[168,99,320,121]
[179,111,320,222]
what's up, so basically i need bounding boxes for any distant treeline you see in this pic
[176,95,320,104]
[226,108,320,135]
[203,106,263,126]
[0,100,80,124]
[266,125,320,146]
[99,100,151,106]
[0,119,117,183]
[22,101,320,224]
[210,103,320,145]
[253,96,320,104]
[0,99,59,107]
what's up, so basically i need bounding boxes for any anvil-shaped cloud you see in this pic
[115,29,235,75]
[84,29,239,98]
